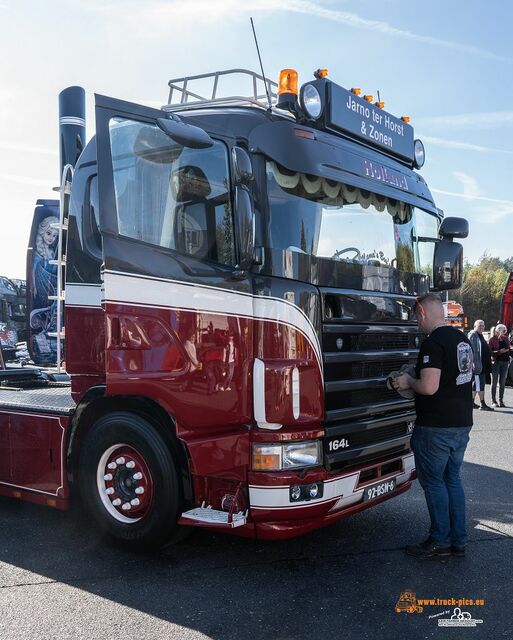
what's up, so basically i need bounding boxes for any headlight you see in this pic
[252,441,322,471]
[413,138,425,169]
[300,84,322,120]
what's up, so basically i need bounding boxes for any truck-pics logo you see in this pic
[395,591,423,614]
[395,591,486,627]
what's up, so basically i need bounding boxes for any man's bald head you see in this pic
[413,293,446,333]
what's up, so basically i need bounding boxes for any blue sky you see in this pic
[1,0,512,278]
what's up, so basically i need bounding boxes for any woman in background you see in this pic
[488,324,511,408]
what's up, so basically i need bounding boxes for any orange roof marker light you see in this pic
[375,101,385,109]
[351,87,362,96]
[363,94,373,103]
[401,116,411,123]
[314,68,329,79]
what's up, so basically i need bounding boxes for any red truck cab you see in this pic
[0,71,468,548]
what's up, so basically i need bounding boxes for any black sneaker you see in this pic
[406,537,451,559]
[452,545,465,557]
[480,404,494,411]
[472,402,480,409]
[499,401,507,408]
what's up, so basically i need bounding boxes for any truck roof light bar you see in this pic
[164,69,278,112]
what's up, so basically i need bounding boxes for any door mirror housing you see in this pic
[234,186,254,272]
[439,216,468,240]
[432,239,463,291]
[157,116,213,149]
[232,147,253,186]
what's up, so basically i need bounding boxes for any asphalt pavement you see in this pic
[1,390,512,639]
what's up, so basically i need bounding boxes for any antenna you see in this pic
[377,90,381,103]
[250,17,272,110]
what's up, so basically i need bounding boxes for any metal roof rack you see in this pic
[164,69,278,112]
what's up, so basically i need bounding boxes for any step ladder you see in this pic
[179,502,248,529]
[47,163,73,373]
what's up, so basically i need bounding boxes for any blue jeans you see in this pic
[411,425,471,546]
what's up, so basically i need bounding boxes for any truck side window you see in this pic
[108,118,236,267]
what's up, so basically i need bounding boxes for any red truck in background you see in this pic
[0,70,468,549]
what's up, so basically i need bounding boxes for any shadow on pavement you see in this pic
[0,459,511,639]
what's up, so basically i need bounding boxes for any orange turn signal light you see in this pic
[363,94,373,103]
[253,453,281,471]
[278,69,299,96]
[252,444,282,471]
[351,87,361,96]
[401,116,411,123]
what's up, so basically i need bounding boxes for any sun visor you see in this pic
[248,120,437,213]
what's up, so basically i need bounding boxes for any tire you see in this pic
[78,411,183,550]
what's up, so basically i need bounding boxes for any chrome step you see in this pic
[179,504,247,528]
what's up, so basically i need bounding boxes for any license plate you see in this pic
[362,478,396,502]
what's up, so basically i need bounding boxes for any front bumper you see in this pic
[247,451,415,540]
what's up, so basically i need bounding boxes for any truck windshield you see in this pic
[266,161,438,275]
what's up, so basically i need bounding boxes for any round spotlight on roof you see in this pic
[300,84,323,120]
[414,138,425,169]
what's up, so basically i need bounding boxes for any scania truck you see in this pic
[0,69,467,548]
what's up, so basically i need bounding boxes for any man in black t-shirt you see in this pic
[393,293,473,559]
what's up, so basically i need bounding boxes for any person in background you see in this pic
[488,324,511,408]
[468,320,493,411]
[221,332,237,392]
[393,293,473,559]
[184,331,201,373]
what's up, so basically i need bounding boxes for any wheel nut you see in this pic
[121,502,131,511]
[126,461,135,469]
[107,462,117,470]
[130,498,140,506]
[105,487,114,495]
[115,457,126,465]
[133,472,143,480]
[135,487,144,495]
[112,498,121,506]
[104,473,113,481]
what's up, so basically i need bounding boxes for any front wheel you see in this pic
[78,412,183,549]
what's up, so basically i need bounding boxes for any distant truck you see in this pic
[443,300,467,331]
[0,276,21,360]
[500,272,513,384]
[501,272,513,334]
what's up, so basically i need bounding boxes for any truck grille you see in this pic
[322,324,422,423]
[322,323,422,471]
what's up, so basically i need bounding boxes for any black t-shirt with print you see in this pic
[414,326,473,427]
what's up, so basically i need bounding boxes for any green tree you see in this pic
[459,255,509,330]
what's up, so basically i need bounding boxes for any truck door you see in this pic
[95,95,254,429]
